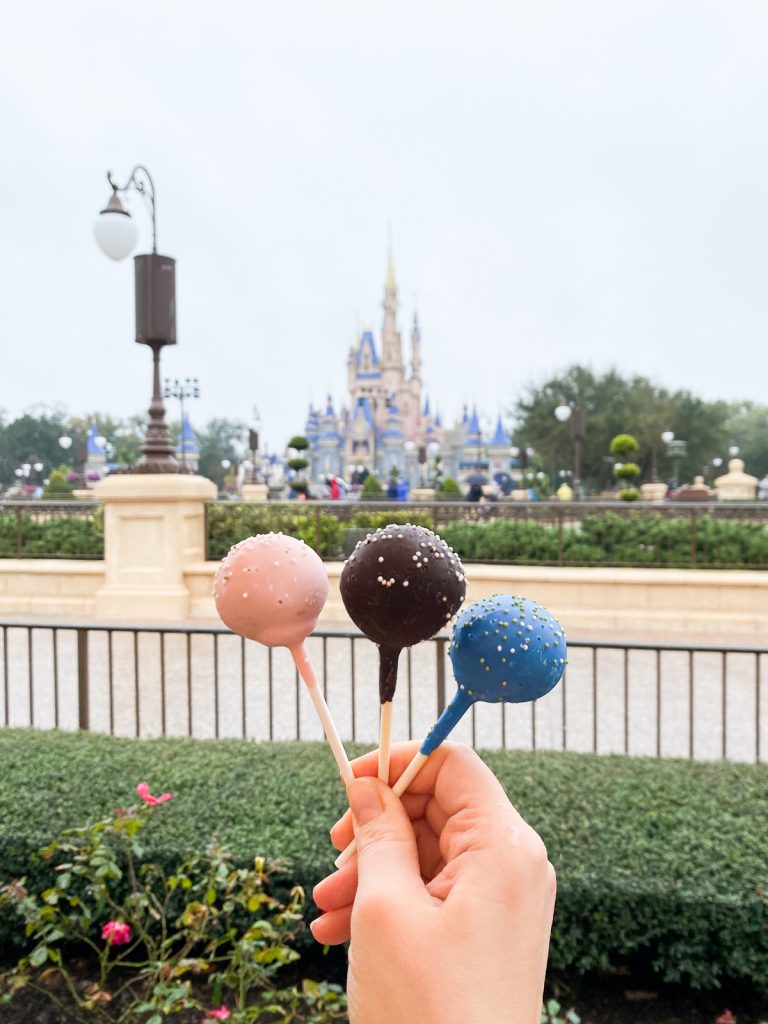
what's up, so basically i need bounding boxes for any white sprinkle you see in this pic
[242,593,248,598]
[378,556,384,563]
[403,580,409,587]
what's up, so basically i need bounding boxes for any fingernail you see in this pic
[348,777,384,828]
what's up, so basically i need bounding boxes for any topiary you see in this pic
[438,476,461,499]
[610,434,639,458]
[361,474,384,498]
[610,435,641,499]
[42,468,75,499]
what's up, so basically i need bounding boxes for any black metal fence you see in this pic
[0,501,103,558]
[206,499,768,569]
[1,621,764,763]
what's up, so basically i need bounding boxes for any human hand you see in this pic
[311,742,556,1024]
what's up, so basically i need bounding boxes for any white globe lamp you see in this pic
[93,192,139,261]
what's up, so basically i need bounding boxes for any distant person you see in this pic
[467,482,483,502]
[759,475,768,501]
[329,476,341,501]
[387,477,399,500]
[396,478,408,501]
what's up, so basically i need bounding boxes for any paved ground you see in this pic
[1,622,765,763]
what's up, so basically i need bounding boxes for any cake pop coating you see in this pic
[214,533,328,647]
[450,594,566,703]
[419,594,567,755]
[340,524,467,650]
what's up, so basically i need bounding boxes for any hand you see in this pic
[312,742,556,1024]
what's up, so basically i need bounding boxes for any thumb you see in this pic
[348,777,428,908]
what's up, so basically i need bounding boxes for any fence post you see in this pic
[436,637,447,714]
[76,628,89,731]
[690,509,697,568]
[314,504,321,554]
[15,507,22,556]
[557,510,564,566]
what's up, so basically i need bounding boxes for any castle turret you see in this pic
[410,312,422,380]
[380,247,404,380]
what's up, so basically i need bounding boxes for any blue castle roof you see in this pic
[465,405,482,442]
[86,423,104,457]
[490,415,509,447]
[178,413,199,455]
[355,330,380,366]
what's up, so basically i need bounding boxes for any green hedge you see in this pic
[0,730,766,990]
[439,512,768,568]
[207,505,435,560]
[0,509,104,558]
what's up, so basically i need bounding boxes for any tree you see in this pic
[0,410,70,488]
[513,365,732,492]
[197,418,246,489]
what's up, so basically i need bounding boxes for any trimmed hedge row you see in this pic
[206,505,434,559]
[440,512,768,568]
[0,730,766,990]
[0,509,104,558]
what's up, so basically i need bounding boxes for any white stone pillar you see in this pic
[94,474,217,619]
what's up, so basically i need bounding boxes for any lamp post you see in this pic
[554,405,586,500]
[163,376,201,471]
[248,409,261,483]
[661,431,687,489]
[93,165,179,473]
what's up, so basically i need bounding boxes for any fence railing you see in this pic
[0,501,103,558]
[1,621,764,763]
[206,499,768,569]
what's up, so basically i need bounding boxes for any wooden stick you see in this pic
[291,644,354,786]
[378,701,393,782]
[334,751,430,867]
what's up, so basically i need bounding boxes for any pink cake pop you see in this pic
[214,533,352,784]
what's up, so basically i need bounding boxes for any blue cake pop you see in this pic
[421,594,567,755]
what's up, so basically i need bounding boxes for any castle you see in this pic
[302,252,518,492]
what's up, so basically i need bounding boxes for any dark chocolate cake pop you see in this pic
[340,523,467,702]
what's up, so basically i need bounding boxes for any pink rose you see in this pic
[136,782,174,806]
[101,920,131,945]
[202,1008,231,1021]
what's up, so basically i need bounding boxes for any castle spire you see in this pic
[381,239,403,369]
[410,311,422,379]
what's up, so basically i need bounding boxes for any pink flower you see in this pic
[202,1008,231,1021]
[136,782,174,806]
[101,920,132,945]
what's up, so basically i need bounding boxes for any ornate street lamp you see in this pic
[661,431,687,489]
[554,405,586,500]
[93,165,179,473]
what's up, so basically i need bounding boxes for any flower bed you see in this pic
[0,730,766,993]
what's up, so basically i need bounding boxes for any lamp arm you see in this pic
[106,165,158,253]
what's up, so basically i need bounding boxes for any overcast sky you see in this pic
[2,1,767,450]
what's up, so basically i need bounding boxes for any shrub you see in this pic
[348,511,434,531]
[0,732,766,991]
[613,462,641,480]
[206,505,344,560]
[0,509,104,559]
[438,476,461,499]
[360,475,383,498]
[0,784,346,1022]
[43,467,75,499]
[618,487,641,501]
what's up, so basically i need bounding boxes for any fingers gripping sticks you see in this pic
[214,533,353,785]
[340,524,467,781]
[336,594,567,866]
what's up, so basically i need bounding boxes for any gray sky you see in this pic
[2,1,767,451]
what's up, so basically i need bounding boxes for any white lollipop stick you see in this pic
[378,701,393,782]
[291,643,354,786]
[335,750,430,867]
